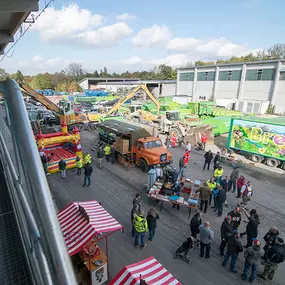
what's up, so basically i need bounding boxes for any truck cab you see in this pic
[133,137,172,172]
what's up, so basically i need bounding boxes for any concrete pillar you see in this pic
[237,64,247,100]
[192,68,198,101]
[270,61,282,106]
[213,66,219,99]
[176,70,180,95]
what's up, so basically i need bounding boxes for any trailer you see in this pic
[96,119,172,172]
[228,117,285,169]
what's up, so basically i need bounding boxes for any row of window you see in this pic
[179,69,285,81]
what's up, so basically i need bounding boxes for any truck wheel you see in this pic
[250,154,263,163]
[281,163,285,171]
[140,159,149,173]
[266,158,279,167]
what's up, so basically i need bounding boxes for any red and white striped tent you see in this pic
[109,256,182,285]
[57,201,123,256]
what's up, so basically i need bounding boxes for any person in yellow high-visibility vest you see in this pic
[206,177,217,207]
[76,156,83,175]
[84,152,92,165]
[104,144,111,162]
[214,166,224,183]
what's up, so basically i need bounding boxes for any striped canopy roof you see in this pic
[57,201,123,256]
[109,256,181,285]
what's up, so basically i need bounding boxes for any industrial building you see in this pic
[78,78,176,98]
[176,60,285,114]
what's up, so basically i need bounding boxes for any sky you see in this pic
[1,0,285,75]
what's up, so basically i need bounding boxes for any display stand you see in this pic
[57,201,124,285]
[147,180,199,217]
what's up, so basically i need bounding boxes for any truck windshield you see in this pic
[145,140,162,149]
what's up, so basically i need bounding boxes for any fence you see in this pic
[0,79,77,285]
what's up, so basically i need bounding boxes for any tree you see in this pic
[267,44,285,59]
[10,70,24,84]
[67,81,82,93]
[31,74,54,90]
[52,72,68,86]
[56,81,68,92]
[0,68,9,80]
[194,60,215,66]
[65,62,85,81]
[157,64,174,80]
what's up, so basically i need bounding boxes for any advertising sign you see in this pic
[228,119,285,161]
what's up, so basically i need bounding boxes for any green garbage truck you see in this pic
[228,117,285,169]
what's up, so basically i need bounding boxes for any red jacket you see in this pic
[237,178,246,189]
[201,135,207,143]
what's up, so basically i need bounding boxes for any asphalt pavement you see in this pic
[47,130,285,285]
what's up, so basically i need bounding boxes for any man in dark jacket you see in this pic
[258,238,285,281]
[213,152,221,170]
[179,156,186,178]
[220,215,234,256]
[190,213,202,247]
[83,163,93,187]
[242,239,262,283]
[58,158,66,179]
[263,227,279,261]
[196,183,212,213]
[229,167,239,193]
[241,209,260,248]
[215,186,227,217]
[147,208,159,241]
[228,208,242,230]
[203,150,213,171]
[222,230,243,273]
[221,176,231,192]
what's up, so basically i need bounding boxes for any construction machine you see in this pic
[102,84,160,118]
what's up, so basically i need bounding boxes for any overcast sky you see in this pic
[1,0,285,75]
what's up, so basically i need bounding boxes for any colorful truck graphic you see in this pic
[228,118,285,168]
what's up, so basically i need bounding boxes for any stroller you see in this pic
[174,237,194,264]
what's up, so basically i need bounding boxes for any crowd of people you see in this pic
[129,142,285,283]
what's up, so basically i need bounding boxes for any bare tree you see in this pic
[268,44,285,59]
[65,62,85,81]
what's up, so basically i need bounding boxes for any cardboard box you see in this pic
[115,138,129,154]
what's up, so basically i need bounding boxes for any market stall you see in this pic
[109,256,182,285]
[57,201,124,285]
[147,179,200,218]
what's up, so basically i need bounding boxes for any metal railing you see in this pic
[0,79,77,285]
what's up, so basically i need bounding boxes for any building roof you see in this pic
[78,77,140,84]
[0,0,39,55]
[57,201,123,256]
[79,78,176,85]
[178,59,285,71]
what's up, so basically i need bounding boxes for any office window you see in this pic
[179,72,194,81]
[227,71,232,80]
[197,71,215,81]
[246,102,253,113]
[262,69,276,80]
[246,69,276,80]
[257,69,263,80]
[280,71,285,80]
[219,70,241,81]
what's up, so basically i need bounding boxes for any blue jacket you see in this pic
[220,179,231,192]
[212,187,219,198]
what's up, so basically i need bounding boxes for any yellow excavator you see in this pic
[20,83,160,130]
[103,84,160,117]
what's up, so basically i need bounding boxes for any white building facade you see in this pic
[176,60,285,114]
